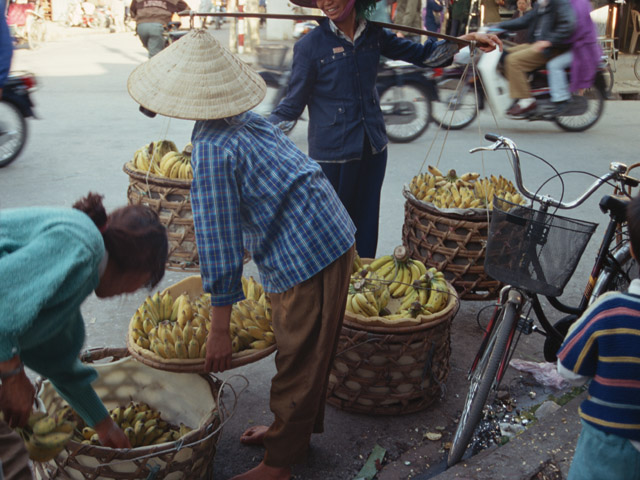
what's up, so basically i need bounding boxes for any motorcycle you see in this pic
[431,33,607,132]
[0,72,37,167]
[376,59,436,143]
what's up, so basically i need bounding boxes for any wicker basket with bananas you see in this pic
[406,165,527,213]
[127,275,276,373]
[129,140,194,181]
[346,246,459,328]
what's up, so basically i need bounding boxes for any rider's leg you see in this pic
[504,43,547,99]
[546,51,573,110]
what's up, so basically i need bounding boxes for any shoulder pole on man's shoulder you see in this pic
[177,10,471,45]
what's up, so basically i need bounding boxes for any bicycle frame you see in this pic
[468,134,638,384]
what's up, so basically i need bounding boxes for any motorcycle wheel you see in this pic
[554,85,605,132]
[379,82,431,143]
[430,77,478,130]
[0,101,28,168]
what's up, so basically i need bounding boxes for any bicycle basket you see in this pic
[484,197,598,297]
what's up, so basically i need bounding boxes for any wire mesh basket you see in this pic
[484,197,598,297]
[255,44,288,70]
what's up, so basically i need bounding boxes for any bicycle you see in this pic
[7,0,47,50]
[447,133,640,467]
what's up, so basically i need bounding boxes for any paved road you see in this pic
[5,26,640,479]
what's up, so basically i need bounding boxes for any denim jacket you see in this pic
[269,19,457,162]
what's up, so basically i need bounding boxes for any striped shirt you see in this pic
[190,111,356,306]
[557,279,640,442]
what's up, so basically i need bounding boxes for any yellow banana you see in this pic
[188,338,200,359]
[368,255,394,272]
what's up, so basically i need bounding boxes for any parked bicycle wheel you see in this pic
[430,77,478,130]
[447,296,521,467]
[379,82,431,143]
[554,81,605,132]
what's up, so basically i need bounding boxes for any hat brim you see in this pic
[128,29,266,121]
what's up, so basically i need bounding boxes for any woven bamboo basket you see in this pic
[123,162,198,272]
[127,275,276,373]
[327,283,459,415]
[33,348,221,480]
[402,188,501,300]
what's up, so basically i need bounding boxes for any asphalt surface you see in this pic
[5,21,640,480]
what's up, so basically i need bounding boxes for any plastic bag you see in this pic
[509,358,569,390]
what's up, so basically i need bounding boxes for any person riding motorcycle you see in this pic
[496,0,575,117]
[129,0,190,57]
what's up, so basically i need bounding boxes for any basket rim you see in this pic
[123,161,192,189]
[343,282,459,334]
[40,349,222,458]
[127,331,276,373]
[403,186,492,221]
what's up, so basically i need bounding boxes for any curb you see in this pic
[424,391,587,480]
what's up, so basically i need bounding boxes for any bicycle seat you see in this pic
[599,195,629,222]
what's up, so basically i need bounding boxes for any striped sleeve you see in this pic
[190,141,245,306]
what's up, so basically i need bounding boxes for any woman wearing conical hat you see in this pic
[128,29,357,480]
[268,0,501,260]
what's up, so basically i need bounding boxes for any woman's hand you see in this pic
[0,359,35,428]
[205,304,233,373]
[93,415,131,448]
[458,32,504,52]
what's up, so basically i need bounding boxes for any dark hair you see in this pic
[357,0,378,19]
[73,192,168,288]
[627,193,640,262]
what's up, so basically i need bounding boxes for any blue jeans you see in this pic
[318,139,387,259]
[547,50,573,103]
[136,22,165,58]
[568,420,640,480]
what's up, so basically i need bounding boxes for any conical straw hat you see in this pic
[127,29,266,120]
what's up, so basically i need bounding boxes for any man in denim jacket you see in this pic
[269,0,500,259]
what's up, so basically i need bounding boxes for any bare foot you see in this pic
[230,461,291,480]
[239,425,269,446]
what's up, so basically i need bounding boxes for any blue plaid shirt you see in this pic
[190,111,356,306]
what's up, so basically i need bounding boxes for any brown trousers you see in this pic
[0,421,33,480]
[262,245,355,468]
[505,43,554,99]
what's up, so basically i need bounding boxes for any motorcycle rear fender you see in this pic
[1,91,34,118]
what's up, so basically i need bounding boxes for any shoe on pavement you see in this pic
[506,100,537,117]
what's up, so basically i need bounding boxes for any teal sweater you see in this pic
[0,207,109,427]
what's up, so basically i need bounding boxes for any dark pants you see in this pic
[319,139,387,259]
[263,245,355,467]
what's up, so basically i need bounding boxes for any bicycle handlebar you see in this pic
[470,133,637,210]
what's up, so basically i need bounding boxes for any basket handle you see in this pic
[80,347,130,364]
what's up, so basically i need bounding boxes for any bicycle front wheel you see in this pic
[379,82,432,143]
[447,298,520,467]
[431,77,478,130]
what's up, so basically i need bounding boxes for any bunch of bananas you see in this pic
[352,253,365,274]
[131,140,194,180]
[76,402,192,448]
[159,149,193,180]
[389,267,450,320]
[130,277,275,361]
[346,270,390,317]
[408,165,526,209]
[366,246,428,298]
[345,247,451,323]
[8,407,76,462]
